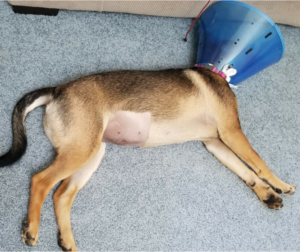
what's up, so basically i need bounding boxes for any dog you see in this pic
[0,67,295,251]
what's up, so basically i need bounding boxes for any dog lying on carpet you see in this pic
[0,67,295,251]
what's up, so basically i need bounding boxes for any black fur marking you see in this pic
[0,88,54,167]
[275,188,282,194]
[250,182,256,187]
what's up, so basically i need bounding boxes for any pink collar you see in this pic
[195,64,227,79]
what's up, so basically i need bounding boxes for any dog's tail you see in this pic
[0,87,55,167]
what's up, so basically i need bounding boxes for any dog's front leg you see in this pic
[54,143,106,252]
[219,128,295,196]
[203,138,283,209]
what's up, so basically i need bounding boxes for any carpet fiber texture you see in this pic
[0,1,300,251]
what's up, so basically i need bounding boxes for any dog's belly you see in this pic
[103,111,151,146]
[144,115,218,147]
[103,111,218,147]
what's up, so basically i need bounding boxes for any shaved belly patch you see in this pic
[103,111,151,146]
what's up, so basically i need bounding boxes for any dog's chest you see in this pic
[102,111,218,147]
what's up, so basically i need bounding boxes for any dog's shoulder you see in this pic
[184,67,236,107]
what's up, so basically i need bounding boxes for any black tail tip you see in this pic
[0,146,27,168]
[0,153,17,167]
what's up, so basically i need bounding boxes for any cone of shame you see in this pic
[196,0,285,85]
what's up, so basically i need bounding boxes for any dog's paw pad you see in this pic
[263,194,276,204]
[61,245,73,252]
[263,193,283,209]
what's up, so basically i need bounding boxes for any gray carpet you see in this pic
[0,1,300,251]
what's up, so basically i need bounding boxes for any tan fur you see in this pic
[16,68,294,251]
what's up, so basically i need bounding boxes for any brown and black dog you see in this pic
[0,67,295,251]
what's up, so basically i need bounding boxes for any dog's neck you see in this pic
[195,64,237,85]
[194,64,227,79]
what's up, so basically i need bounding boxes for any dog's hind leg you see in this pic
[203,138,284,209]
[54,143,106,252]
[20,81,107,247]
[21,138,103,247]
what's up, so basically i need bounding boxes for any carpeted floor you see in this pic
[0,1,300,251]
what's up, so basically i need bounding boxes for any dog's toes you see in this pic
[275,188,282,194]
[263,178,295,197]
[252,180,284,210]
[283,185,296,195]
[26,231,35,240]
[21,219,38,246]
[58,238,72,252]
[22,220,29,230]
[25,240,33,247]
[57,231,77,252]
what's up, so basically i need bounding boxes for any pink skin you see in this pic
[103,111,151,146]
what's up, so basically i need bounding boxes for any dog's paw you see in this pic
[262,193,283,210]
[260,188,283,210]
[262,178,295,196]
[21,219,38,246]
[58,231,77,252]
[251,180,284,210]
